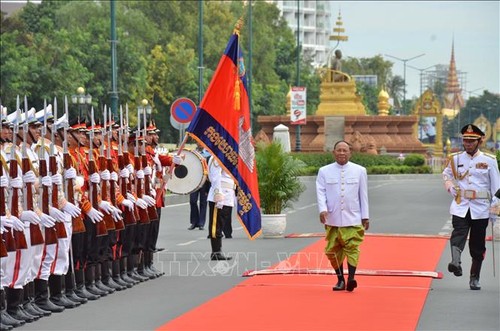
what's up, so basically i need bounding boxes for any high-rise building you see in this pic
[268,1,332,67]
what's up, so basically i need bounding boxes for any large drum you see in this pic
[168,149,208,195]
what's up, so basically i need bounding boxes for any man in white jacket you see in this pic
[316,140,370,292]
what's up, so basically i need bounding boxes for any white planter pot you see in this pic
[261,214,287,238]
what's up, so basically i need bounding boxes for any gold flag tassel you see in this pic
[233,17,243,112]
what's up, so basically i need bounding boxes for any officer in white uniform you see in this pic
[206,156,235,261]
[442,124,500,290]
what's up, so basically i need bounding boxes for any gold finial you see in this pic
[329,10,348,43]
[233,17,244,35]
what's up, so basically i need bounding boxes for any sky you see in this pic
[328,1,499,100]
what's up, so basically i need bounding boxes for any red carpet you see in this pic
[157,235,447,331]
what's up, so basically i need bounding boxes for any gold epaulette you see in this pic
[483,152,497,159]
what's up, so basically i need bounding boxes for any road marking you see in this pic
[177,240,198,246]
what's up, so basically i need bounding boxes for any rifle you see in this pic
[142,104,158,221]
[118,105,136,226]
[135,105,150,225]
[99,106,116,232]
[107,108,124,231]
[38,99,58,245]
[0,102,15,254]
[89,106,108,237]
[18,97,40,247]
[49,98,68,239]
[63,96,85,233]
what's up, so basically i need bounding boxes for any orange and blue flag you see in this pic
[186,21,262,239]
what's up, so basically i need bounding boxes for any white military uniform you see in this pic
[442,150,500,219]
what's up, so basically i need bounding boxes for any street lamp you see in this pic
[385,53,425,114]
[71,87,92,120]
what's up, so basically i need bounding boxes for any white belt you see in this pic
[221,182,236,190]
[461,190,490,200]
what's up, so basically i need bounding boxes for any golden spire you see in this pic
[444,38,464,110]
[329,10,348,44]
[377,87,390,116]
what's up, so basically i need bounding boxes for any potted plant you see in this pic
[256,140,306,238]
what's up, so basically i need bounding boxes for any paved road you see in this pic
[17,175,500,331]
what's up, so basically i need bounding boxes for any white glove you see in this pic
[126,193,137,203]
[448,186,458,198]
[150,188,157,198]
[121,198,135,211]
[64,167,77,180]
[126,164,134,174]
[9,176,23,189]
[110,206,123,222]
[0,223,4,234]
[41,175,52,187]
[136,198,148,209]
[143,166,152,176]
[120,168,130,178]
[0,175,8,188]
[100,169,110,181]
[23,170,36,183]
[214,192,225,203]
[173,154,183,165]
[50,206,66,223]
[1,215,25,231]
[62,201,82,218]
[99,200,114,214]
[90,172,100,183]
[86,207,104,224]
[51,173,63,186]
[153,154,162,168]
[136,170,144,179]
[110,172,118,182]
[142,195,155,207]
[39,213,56,228]
[216,201,224,209]
[20,210,40,225]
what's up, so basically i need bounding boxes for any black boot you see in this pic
[26,281,51,317]
[120,257,138,285]
[65,271,88,304]
[469,259,482,290]
[1,288,25,328]
[147,251,165,277]
[112,259,132,288]
[48,275,79,308]
[6,287,36,323]
[33,279,65,313]
[128,254,149,282]
[138,252,157,279]
[210,238,231,260]
[101,261,126,291]
[332,268,345,291]
[448,246,463,276]
[22,283,43,319]
[85,265,108,297]
[74,269,100,301]
[95,263,115,294]
[346,264,358,292]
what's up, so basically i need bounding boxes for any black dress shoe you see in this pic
[211,252,232,261]
[448,262,462,277]
[332,278,345,291]
[469,276,481,290]
[199,226,204,230]
[346,279,358,292]
[188,225,197,230]
[1,310,25,327]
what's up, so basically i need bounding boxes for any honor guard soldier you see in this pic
[443,124,500,290]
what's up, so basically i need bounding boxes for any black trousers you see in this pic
[83,217,106,267]
[146,208,161,252]
[190,184,209,227]
[450,209,489,261]
[71,232,85,270]
[208,201,232,239]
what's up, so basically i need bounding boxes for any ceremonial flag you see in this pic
[186,20,261,239]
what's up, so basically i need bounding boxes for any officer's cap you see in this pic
[461,124,484,140]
